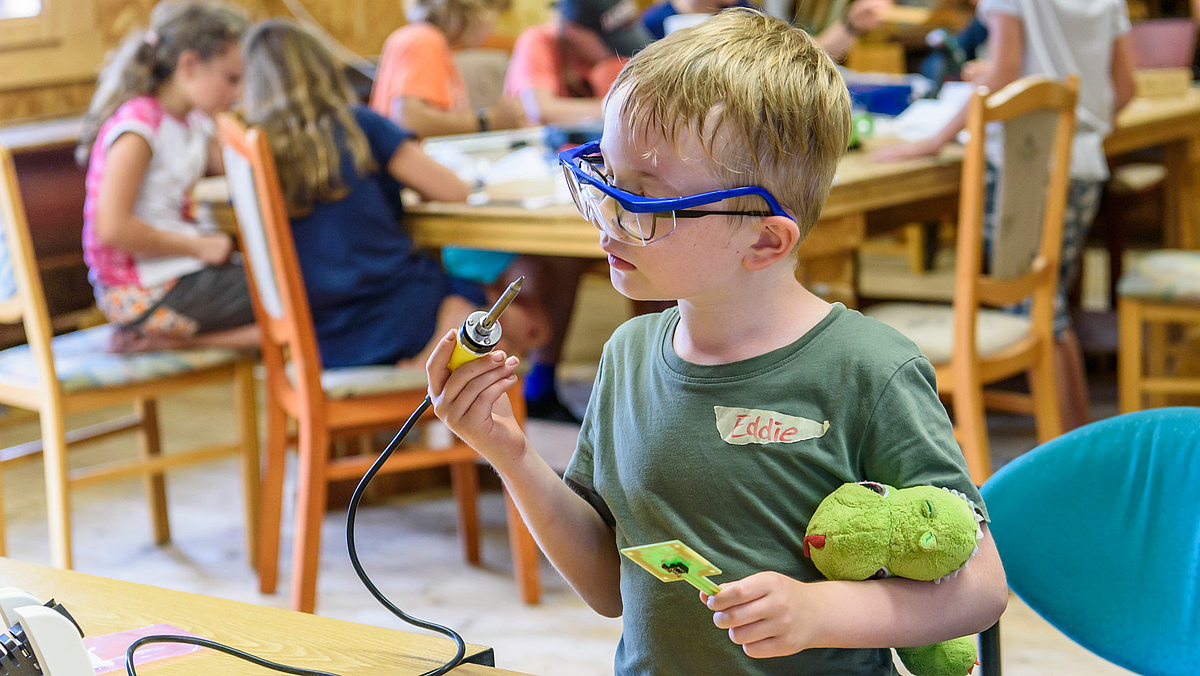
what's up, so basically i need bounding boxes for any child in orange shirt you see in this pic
[504,0,652,125]
[371,0,524,137]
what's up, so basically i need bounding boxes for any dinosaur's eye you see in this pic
[922,499,937,518]
[869,567,890,580]
[859,481,888,497]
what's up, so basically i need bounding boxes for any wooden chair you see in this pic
[865,76,1079,485]
[1118,250,1200,413]
[215,115,541,614]
[1090,18,1198,314]
[0,144,260,570]
[453,49,511,111]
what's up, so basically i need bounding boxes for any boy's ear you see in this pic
[742,215,801,271]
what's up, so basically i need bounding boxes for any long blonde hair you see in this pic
[240,19,376,218]
[77,0,248,165]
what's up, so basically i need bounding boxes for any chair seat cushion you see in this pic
[1117,249,1200,302]
[1109,162,1167,193]
[285,363,429,399]
[0,325,247,392]
[864,302,1031,364]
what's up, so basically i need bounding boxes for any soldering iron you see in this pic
[121,277,528,676]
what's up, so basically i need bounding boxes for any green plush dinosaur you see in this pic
[803,481,985,676]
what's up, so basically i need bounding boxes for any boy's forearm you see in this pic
[493,442,623,616]
[807,529,1007,650]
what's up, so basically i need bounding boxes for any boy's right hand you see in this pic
[426,330,527,469]
[194,233,234,265]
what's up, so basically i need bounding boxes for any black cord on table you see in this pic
[125,635,340,676]
[125,394,467,676]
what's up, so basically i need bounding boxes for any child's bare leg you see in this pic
[502,256,591,421]
[180,324,260,350]
[401,293,549,369]
[108,324,260,353]
[401,295,480,368]
[512,256,591,367]
[492,299,550,357]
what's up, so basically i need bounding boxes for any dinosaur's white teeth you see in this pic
[936,486,987,579]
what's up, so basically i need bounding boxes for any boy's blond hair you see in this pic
[611,8,850,239]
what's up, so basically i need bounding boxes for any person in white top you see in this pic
[872,0,1136,430]
[78,0,258,351]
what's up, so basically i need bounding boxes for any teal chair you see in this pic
[980,408,1200,676]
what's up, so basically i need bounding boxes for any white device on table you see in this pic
[0,588,91,676]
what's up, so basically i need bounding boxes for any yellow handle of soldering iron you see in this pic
[447,331,488,372]
[445,276,522,373]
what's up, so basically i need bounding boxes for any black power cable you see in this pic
[126,395,466,676]
[344,394,466,676]
[125,636,340,676]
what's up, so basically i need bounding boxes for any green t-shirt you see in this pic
[565,304,988,676]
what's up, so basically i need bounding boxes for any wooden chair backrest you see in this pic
[955,75,1079,356]
[454,49,511,110]
[0,144,58,398]
[215,115,325,408]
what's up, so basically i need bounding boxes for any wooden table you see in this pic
[403,140,966,305]
[1105,90,1200,250]
[184,89,1200,305]
[404,90,1200,291]
[406,143,963,258]
[0,557,533,675]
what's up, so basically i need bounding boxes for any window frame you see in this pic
[0,0,57,52]
[0,0,105,91]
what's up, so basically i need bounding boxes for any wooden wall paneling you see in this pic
[0,0,564,125]
[0,81,94,124]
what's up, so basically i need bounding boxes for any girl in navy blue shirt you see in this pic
[240,19,546,368]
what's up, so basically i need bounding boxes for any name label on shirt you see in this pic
[714,406,829,446]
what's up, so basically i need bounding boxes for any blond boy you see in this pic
[427,10,1007,674]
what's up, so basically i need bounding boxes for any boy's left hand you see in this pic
[703,572,825,658]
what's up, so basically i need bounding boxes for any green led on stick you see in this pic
[621,540,722,596]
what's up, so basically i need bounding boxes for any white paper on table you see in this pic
[425,143,487,188]
[664,13,710,34]
[888,81,977,142]
[482,145,573,208]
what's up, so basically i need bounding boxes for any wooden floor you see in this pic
[0,261,1145,676]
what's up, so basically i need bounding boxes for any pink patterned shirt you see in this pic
[83,96,215,288]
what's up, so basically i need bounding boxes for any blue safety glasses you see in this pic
[558,140,793,246]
